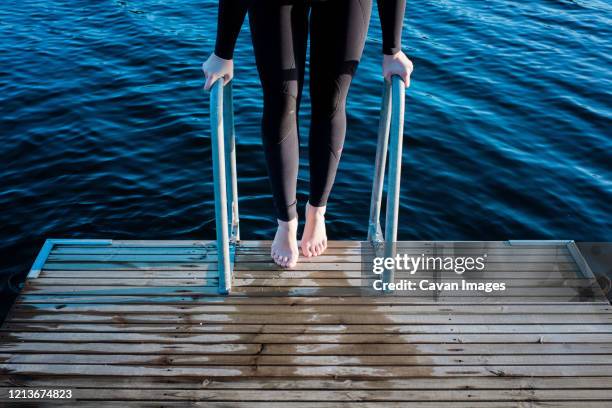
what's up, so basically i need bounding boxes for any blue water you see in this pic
[1,0,611,318]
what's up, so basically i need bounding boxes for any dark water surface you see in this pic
[1,0,611,319]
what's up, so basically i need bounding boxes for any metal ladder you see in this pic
[209,76,406,294]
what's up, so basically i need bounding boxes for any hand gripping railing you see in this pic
[367,76,406,289]
[210,76,404,294]
[210,80,240,294]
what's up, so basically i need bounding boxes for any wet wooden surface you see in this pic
[1,240,612,406]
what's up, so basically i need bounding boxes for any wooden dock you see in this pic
[2,239,612,406]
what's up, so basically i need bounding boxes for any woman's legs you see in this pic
[301,0,372,256]
[249,1,308,267]
[249,1,308,222]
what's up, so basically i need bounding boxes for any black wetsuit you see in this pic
[215,0,405,221]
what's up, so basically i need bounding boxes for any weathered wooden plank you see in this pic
[3,332,612,344]
[46,254,576,263]
[236,263,579,271]
[7,310,612,324]
[5,322,612,335]
[0,401,606,408]
[75,240,355,248]
[37,270,587,280]
[239,240,566,249]
[13,295,611,310]
[39,270,218,279]
[4,375,612,390]
[2,363,612,377]
[237,248,573,255]
[22,278,602,291]
[53,246,217,255]
[231,278,597,288]
[3,353,612,366]
[47,254,216,262]
[52,246,572,256]
[0,342,258,354]
[15,295,610,308]
[42,263,218,271]
[30,279,218,287]
[237,255,575,263]
[19,401,609,408]
[41,262,580,272]
[73,240,213,246]
[21,285,221,296]
[21,285,596,298]
[11,303,612,314]
[3,388,610,402]
[1,342,609,355]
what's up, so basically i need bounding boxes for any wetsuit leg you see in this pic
[248,2,308,221]
[308,0,372,208]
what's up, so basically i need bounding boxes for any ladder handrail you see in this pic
[210,79,238,294]
[367,79,392,243]
[222,82,240,242]
[210,76,405,294]
[367,76,406,290]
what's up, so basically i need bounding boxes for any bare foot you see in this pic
[271,218,299,268]
[300,202,328,257]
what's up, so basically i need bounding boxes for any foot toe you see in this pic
[273,252,284,267]
[286,257,297,268]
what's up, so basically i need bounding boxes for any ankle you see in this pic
[278,217,298,230]
[306,202,326,217]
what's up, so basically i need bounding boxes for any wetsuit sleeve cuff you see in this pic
[383,45,401,55]
[214,45,234,61]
